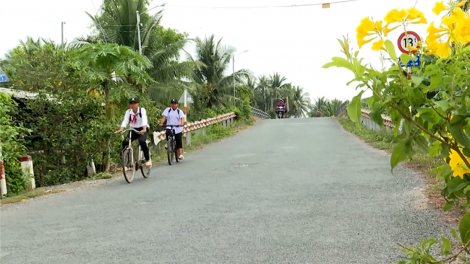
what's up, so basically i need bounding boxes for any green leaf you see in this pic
[452,228,461,242]
[411,76,424,88]
[429,141,441,157]
[391,137,412,172]
[322,57,355,72]
[347,90,365,124]
[424,65,444,89]
[369,101,384,127]
[414,134,428,152]
[384,40,397,61]
[400,53,410,65]
[463,148,470,158]
[459,211,470,244]
[434,100,450,112]
[418,108,439,124]
[449,115,470,150]
[441,236,452,255]
[444,201,454,211]
[447,176,467,193]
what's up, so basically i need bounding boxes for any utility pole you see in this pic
[136,4,167,55]
[232,50,248,106]
[61,22,66,46]
[136,11,142,55]
[232,55,235,105]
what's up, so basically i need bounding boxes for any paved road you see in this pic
[1,118,449,264]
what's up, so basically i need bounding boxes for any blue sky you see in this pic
[0,0,440,102]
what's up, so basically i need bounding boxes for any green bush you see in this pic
[0,93,31,194]
[12,91,114,186]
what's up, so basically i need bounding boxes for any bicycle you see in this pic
[120,128,151,183]
[165,125,181,165]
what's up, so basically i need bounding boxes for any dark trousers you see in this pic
[122,127,150,161]
[166,129,183,149]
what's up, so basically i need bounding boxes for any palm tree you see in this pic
[73,0,201,108]
[268,73,290,107]
[256,75,271,111]
[310,96,329,117]
[323,98,344,117]
[286,86,311,117]
[85,0,159,54]
[187,35,250,109]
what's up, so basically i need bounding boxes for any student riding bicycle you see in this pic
[115,97,151,168]
[159,99,186,160]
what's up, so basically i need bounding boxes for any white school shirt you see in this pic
[162,107,186,134]
[121,107,149,129]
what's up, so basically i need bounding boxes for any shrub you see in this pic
[0,93,31,194]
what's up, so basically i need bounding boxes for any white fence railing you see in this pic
[250,107,271,119]
[153,112,237,146]
[360,109,395,131]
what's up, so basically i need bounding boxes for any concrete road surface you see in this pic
[1,118,449,264]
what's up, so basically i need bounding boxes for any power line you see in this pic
[165,0,358,9]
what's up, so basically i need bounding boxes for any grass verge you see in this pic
[0,189,65,206]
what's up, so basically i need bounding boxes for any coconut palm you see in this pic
[256,75,271,111]
[310,96,329,117]
[72,0,201,108]
[285,86,311,117]
[187,35,250,109]
[268,72,290,105]
[323,98,344,117]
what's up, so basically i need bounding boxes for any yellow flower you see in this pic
[406,44,419,51]
[406,7,428,24]
[382,7,427,37]
[448,149,470,178]
[384,8,408,24]
[356,17,385,50]
[432,1,446,15]
[371,38,385,51]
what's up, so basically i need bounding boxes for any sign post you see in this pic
[397,31,421,68]
[396,31,421,134]
[178,89,194,115]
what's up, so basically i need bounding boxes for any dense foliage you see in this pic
[0,93,30,193]
[324,0,470,262]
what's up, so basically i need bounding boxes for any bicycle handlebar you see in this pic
[122,128,141,133]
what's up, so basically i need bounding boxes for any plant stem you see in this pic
[390,104,451,147]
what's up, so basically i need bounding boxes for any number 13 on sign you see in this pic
[397,31,421,54]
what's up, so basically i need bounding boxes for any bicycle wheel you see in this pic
[122,148,135,183]
[167,139,172,165]
[141,150,150,178]
[174,140,179,163]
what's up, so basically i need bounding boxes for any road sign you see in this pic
[397,31,421,54]
[0,66,8,83]
[399,55,421,67]
[178,89,193,104]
